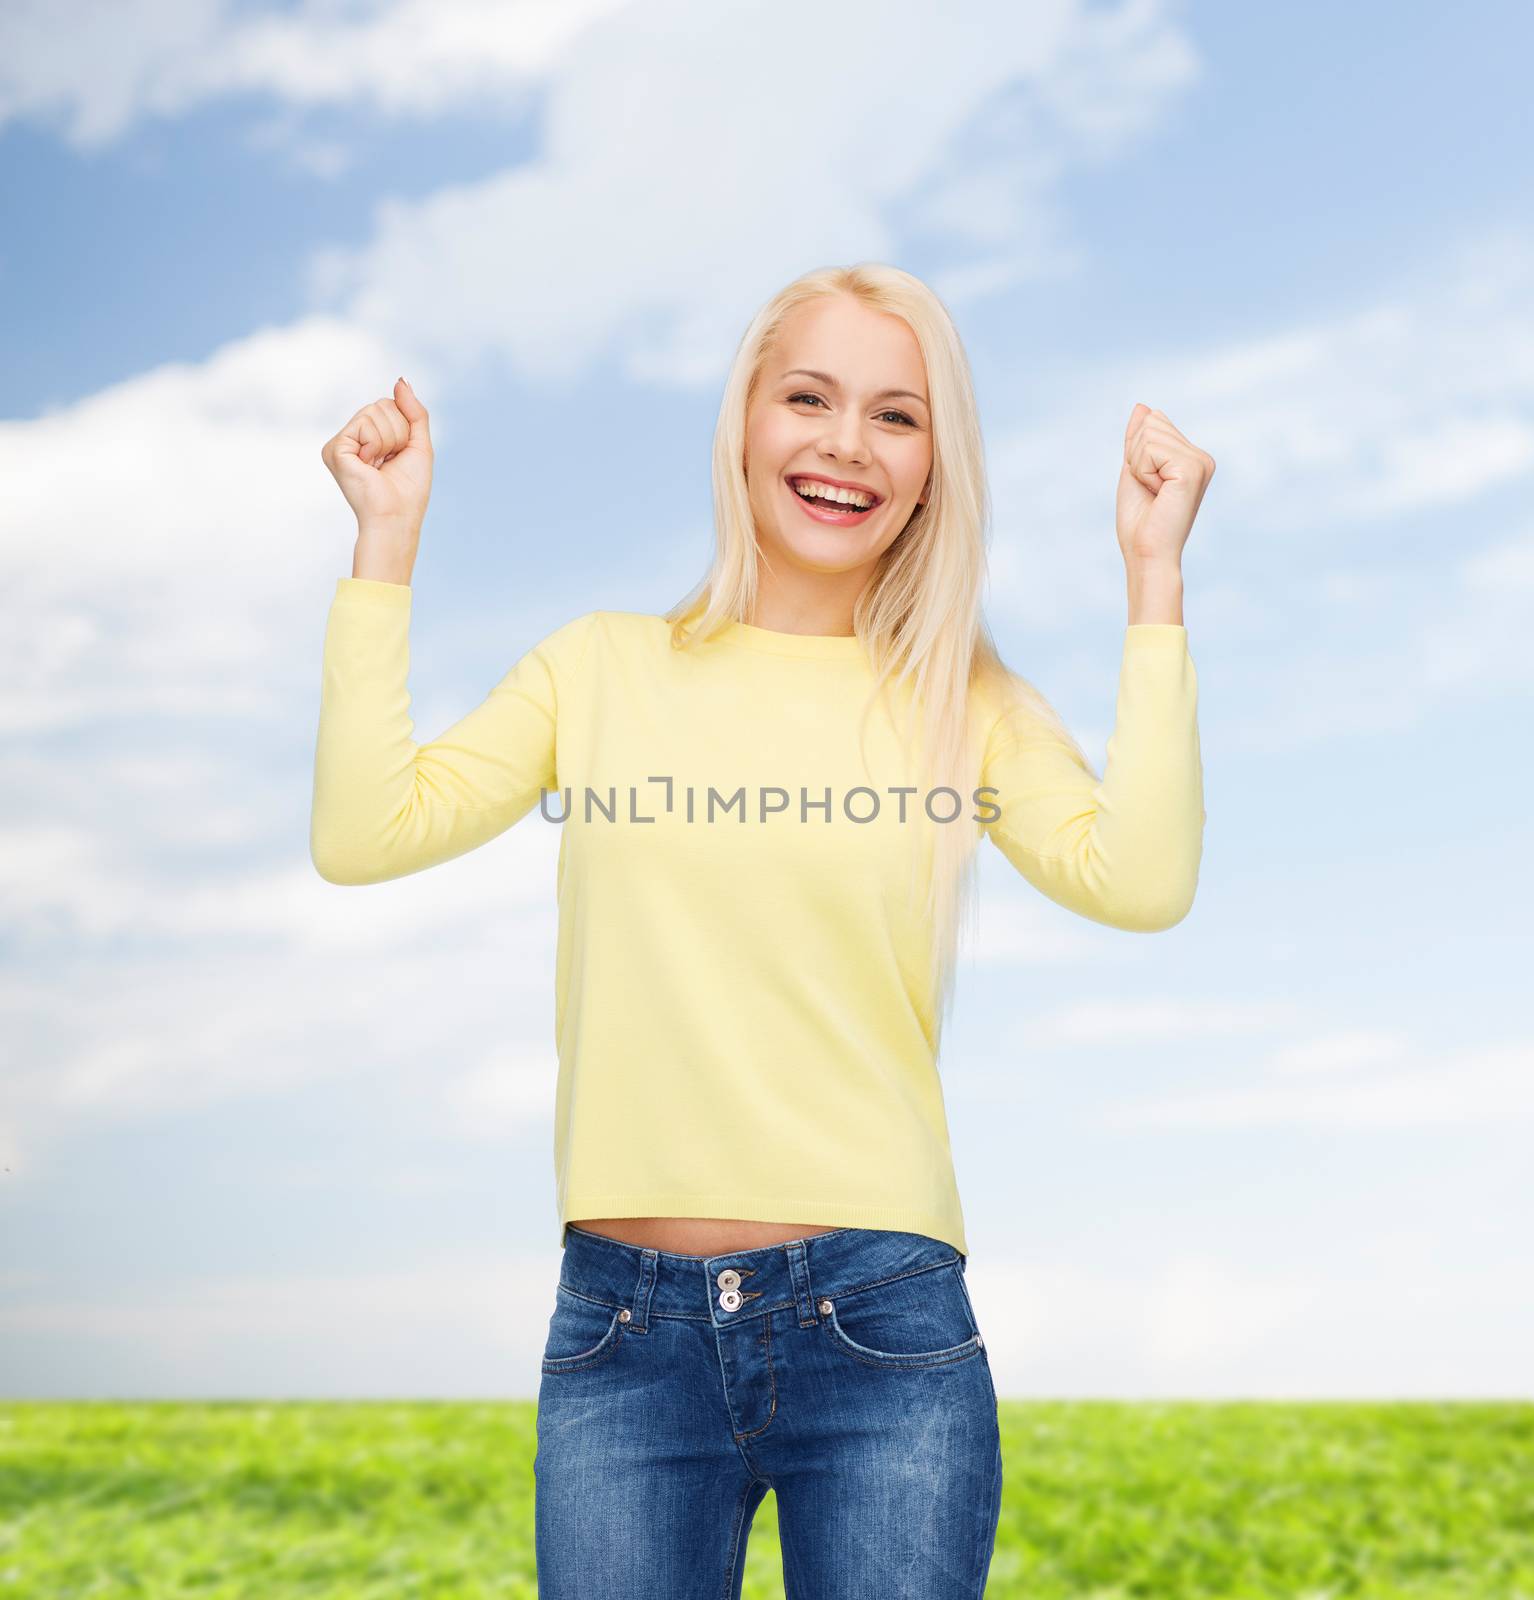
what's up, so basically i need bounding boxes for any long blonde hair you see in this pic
[664,262,1096,1035]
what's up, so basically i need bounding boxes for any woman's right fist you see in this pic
[321,377,434,538]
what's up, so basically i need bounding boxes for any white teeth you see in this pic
[791,479,875,509]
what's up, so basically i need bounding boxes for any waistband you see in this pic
[557,1223,965,1333]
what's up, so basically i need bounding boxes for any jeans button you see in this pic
[716,1268,741,1290]
[719,1288,742,1312]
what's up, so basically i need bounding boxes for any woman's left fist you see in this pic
[1115,404,1215,567]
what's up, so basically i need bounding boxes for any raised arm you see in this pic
[977,623,1206,932]
[978,399,1213,929]
[309,578,589,885]
[310,377,590,885]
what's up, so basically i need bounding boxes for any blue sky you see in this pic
[2,0,1530,1400]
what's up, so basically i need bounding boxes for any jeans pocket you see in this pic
[955,1257,1000,1410]
[541,1282,628,1373]
[820,1258,984,1369]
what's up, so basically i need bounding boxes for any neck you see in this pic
[748,563,870,637]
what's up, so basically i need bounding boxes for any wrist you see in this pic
[353,525,418,586]
[1125,559,1184,626]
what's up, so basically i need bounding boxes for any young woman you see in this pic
[312,262,1211,1598]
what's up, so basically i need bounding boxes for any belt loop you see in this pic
[628,1247,659,1334]
[786,1238,818,1327]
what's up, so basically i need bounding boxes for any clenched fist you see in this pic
[1115,403,1214,568]
[321,377,434,543]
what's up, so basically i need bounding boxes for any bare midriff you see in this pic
[570,1216,843,1257]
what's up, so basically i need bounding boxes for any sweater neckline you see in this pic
[710,619,868,659]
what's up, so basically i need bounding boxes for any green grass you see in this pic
[2,1402,1531,1597]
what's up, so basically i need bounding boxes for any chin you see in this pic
[766,526,882,575]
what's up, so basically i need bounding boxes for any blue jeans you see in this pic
[534,1223,1003,1597]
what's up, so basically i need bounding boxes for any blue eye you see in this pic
[787,392,916,428]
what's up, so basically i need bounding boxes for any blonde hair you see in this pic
[665,262,1096,1033]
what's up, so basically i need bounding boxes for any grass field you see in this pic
[2,1401,1531,1596]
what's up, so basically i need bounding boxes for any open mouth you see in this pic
[785,475,883,525]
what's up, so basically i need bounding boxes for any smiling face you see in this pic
[744,294,933,584]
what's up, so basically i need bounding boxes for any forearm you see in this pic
[310,584,580,885]
[979,611,1206,931]
[310,580,429,883]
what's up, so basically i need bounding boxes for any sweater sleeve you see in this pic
[309,577,591,885]
[978,623,1206,932]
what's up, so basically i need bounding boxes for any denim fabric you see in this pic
[534,1223,1003,1597]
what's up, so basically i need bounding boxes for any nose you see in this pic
[819,417,870,466]
[817,407,872,465]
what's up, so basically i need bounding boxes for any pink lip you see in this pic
[784,473,882,525]
[787,472,883,502]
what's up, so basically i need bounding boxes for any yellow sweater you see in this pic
[311,578,1206,1255]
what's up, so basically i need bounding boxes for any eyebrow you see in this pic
[780,368,929,408]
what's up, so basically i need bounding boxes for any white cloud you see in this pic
[1461,528,1534,591]
[1141,1254,1321,1367]
[1,796,558,950]
[949,997,1309,1104]
[0,823,562,1172]
[1267,1029,1412,1076]
[956,1244,1529,1397]
[1109,1039,1534,1129]
[959,876,1101,968]
[0,0,626,149]
[435,1047,558,1137]
[1021,997,1300,1045]
[0,314,442,730]
[0,1250,568,1399]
